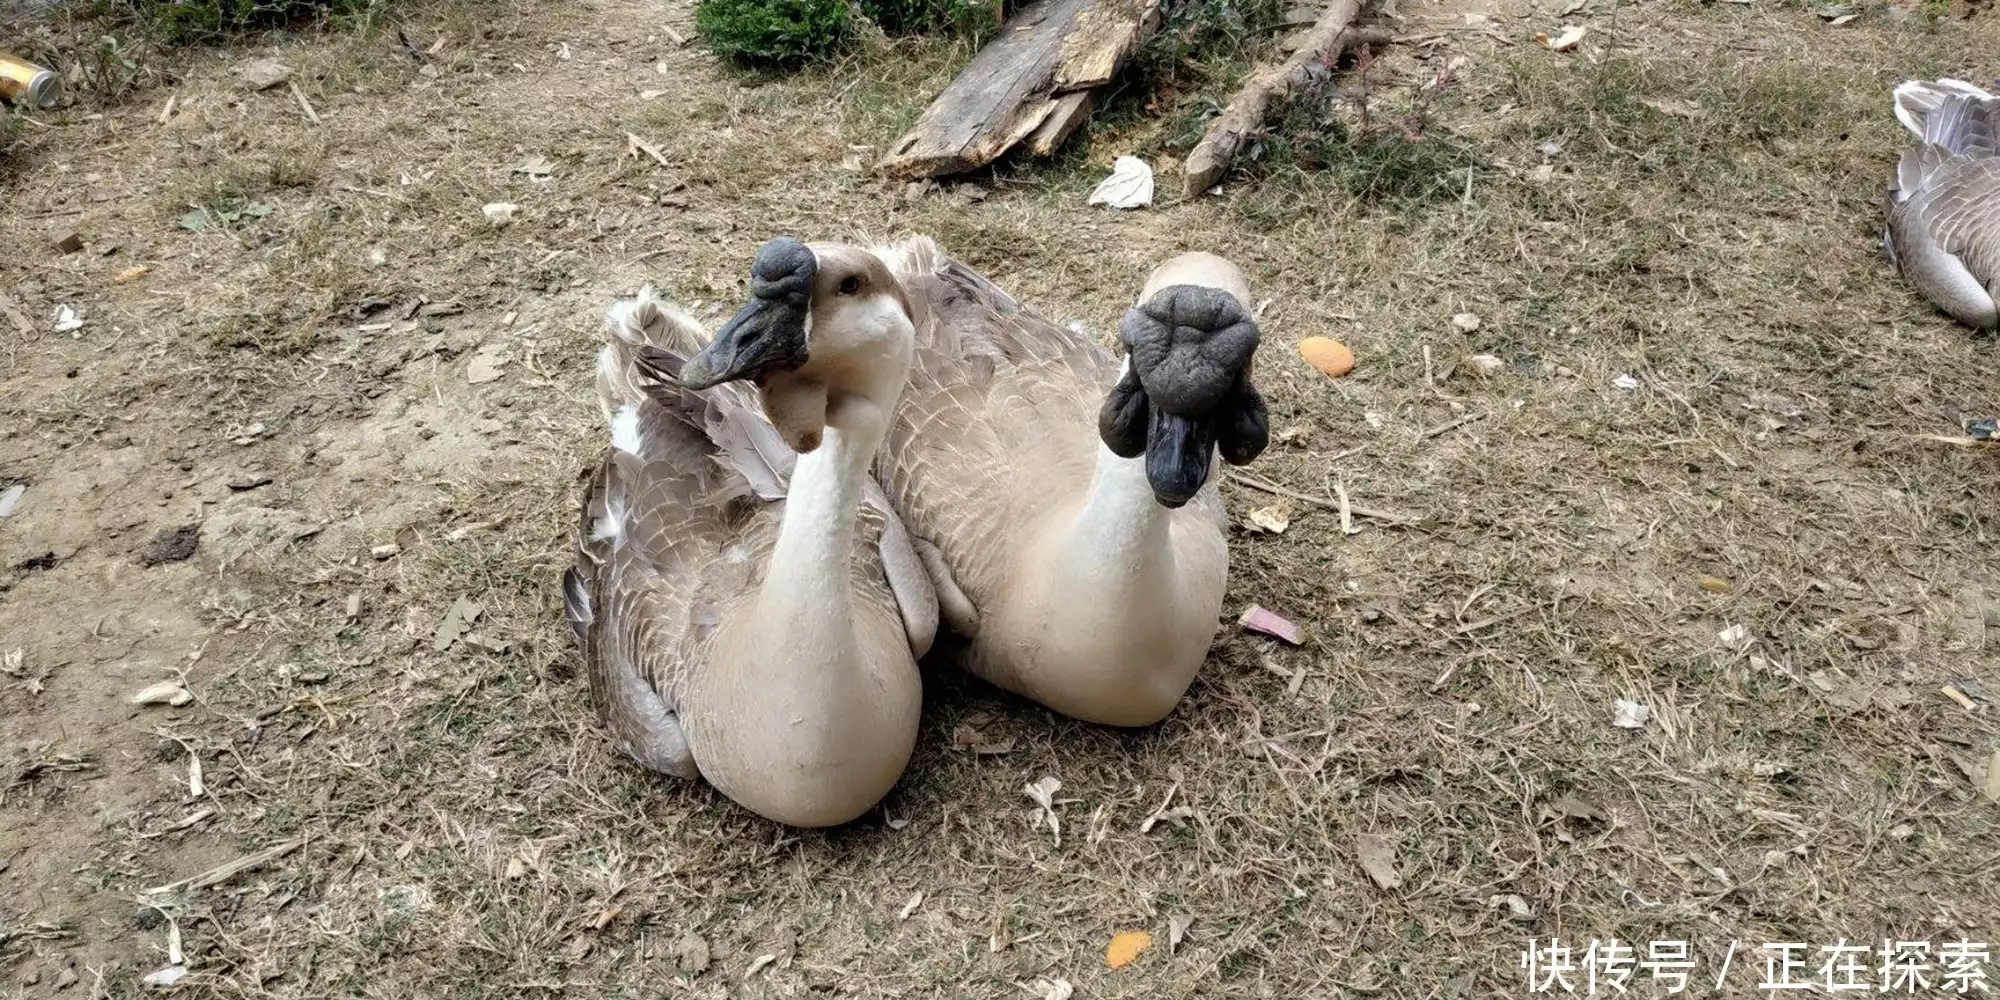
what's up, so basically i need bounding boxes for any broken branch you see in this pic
[1182,2,1389,196]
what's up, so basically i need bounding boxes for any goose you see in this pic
[561,238,939,828]
[1885,78,2000,331]
[761,237,1268,727]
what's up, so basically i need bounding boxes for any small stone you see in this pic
[1451,312,1480,332]
[55,233,84,254]
[134,905,166,930]
[482,202,518,226]
[54,967,77,990]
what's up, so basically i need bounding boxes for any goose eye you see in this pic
[837,276,862,296]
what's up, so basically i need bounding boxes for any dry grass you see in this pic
[3,0,2000,995]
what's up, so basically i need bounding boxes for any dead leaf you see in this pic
[1641,96,1703,118]
[989,915,1011,953]
[467,342,510,384]
[141,966,187,987]
[482,202,518,226]
[132,681,193,707]
[512,155,556,177]
[1546,794,1603,823]
[1031,979,1074,1000]
[1612,698,1651,729]
[898,891,924,921]
[1247,501,1293,534]
[1542,24,1587,50]
[677,932,709,974]
[1487,894,1534,920]
[434,597,483,651]
[950,724,1016,754]
[115,265,150,283]
[0,484,22,519]
[1718,623,1753,650]
[1025,775,1063,846]
[1699,574,1730,594]
[235,57,294,90]
[1106,929,1152,969]
[746,953,777,977]
[504,856,529,879]
[1461,354,1505,378]
[1168,915,1191,953]
[1355,834,1402,889]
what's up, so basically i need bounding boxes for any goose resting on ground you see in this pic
[562,241,937,828]
[734,236,1269,727]
[1885,78,2000,331]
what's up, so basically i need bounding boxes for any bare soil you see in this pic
[2,0,1998,995]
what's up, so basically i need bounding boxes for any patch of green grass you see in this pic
[695,0,851,65]
[123,0,382,42]
[860,0,998,38]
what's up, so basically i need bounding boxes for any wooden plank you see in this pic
[878,0,1158,179]
[1025,90,1097,156]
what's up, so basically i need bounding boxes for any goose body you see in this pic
[1885,78,2000,330]
[564,255,935,828]
[866,238,1269,727]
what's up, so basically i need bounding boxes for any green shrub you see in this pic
[136,0,377,40]
[696,0,850,64]
[859,0,992,37]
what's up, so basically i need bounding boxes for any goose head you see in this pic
[1098,267,1269,508]
[682,236,917,451]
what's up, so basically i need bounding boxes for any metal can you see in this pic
[0,50,61,110]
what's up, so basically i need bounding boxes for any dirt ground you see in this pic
[3,0,1999,995]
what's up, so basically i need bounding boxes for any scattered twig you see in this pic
[289,81,320,125]
[1333,482,1359,535]
[157,94,177,125]
[1421,410,1488,440]
[1182,0,1391,195]
[626,132,673,170]
[1227,470,1419,524]
[143,838,306,893]
[1430,651,1493,693]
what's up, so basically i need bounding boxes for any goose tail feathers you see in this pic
[1894,78,1997,140]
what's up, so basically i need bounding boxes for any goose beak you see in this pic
[1104,283,1269,508]
[680,296,809,390]
[1144,409,1216,508]
[681,235,818,390]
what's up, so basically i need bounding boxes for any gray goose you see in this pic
[562,241,937,828]
[1885,78,2000,330]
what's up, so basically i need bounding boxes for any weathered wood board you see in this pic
[878,0,1160,179]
